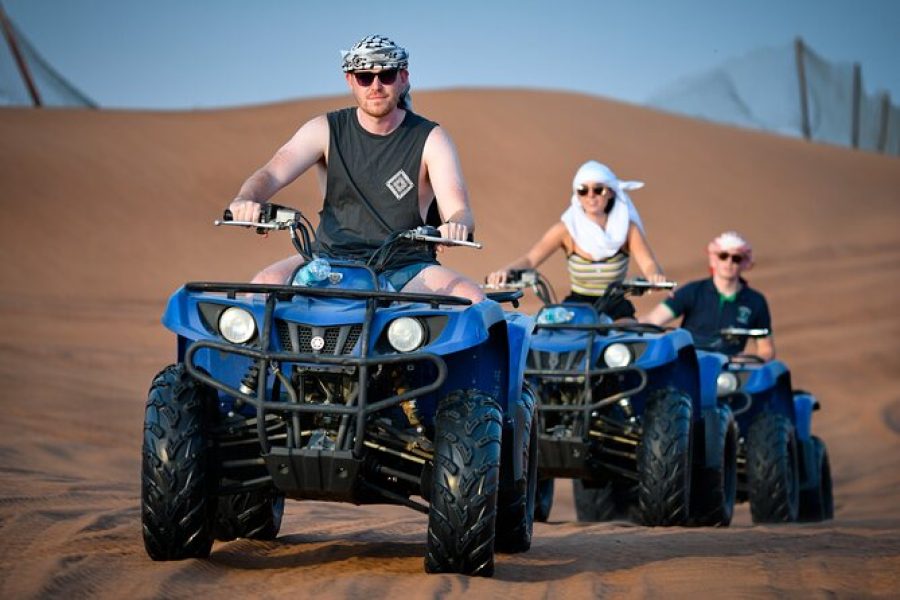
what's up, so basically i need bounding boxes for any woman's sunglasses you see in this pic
[353,69,399,86]
[576,185,612,197]
[717,252,746,264]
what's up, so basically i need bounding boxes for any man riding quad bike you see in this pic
[141,205,538,577]
[714,328,834,523]
[493,270,737,527]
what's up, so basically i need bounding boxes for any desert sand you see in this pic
[1,89,899,598]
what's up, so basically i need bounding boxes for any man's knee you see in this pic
[252,265,292,285]
[251,256,303,285]
[409,267,485,302]
[456,280,486,303]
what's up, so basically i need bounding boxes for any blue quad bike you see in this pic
[141,204,538,577]
[495,270,738,527]
[712,328,834,523]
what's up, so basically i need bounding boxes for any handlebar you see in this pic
[215,204,301,231]
[720,327,770,338]
[483,268,557,304]
[483,269,539,290]
[215,205,482,265]
[620,278,677,291]
[400,225,483,249]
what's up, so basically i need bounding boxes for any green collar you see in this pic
[718,290,738,305]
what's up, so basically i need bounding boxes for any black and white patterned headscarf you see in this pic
[341,34,409,72]
[341,34,413,110]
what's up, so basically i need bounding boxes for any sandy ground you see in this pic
[1,89,899,598]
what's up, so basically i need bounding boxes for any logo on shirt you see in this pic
[736,305,752,325]
[386,169,414,200]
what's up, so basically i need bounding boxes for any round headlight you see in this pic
[603,343,632,368]
[387,317,426,352]
[218,307,256,344]
[716,372,739,395]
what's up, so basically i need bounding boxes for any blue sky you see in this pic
[3,0,899,110]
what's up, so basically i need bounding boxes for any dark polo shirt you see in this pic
[664,277,771,355]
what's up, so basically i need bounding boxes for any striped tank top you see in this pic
[567,251,630,296]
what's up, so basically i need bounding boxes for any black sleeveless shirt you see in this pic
[315,107,440,270]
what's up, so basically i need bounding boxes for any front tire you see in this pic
[746,412,800,523]
[141,364,217,560]
[425,390,502,576]
[798,436,833,522]
[690,406,738,526]
[636,388,693,526]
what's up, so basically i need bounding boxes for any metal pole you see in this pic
[877,92,891,154]
[0,1,42,107]
[795,37,810,141]
[851,63,861,149]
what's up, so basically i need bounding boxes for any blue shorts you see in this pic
[382,261,438,291]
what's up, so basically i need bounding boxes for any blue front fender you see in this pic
[503,311,535,408]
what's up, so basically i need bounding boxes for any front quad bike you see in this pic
[141,205,537,577]
[499,272,733,526]
[713,328,834,523]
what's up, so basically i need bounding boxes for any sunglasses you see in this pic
[576,185,612,197]
[717,252,746,264]
[352,69,399,86]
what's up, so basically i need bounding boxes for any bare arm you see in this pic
[747,335,776,361]
[626,223,666,284]
[486,222,567,286]
[641,302,678,326]
[229,115,329,222]
[422,127,473,242]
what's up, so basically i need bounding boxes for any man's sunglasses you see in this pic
[353,69,399,86]
[717,252,746,264]
[576,185,612,197]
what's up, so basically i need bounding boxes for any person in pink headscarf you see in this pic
[643,231,776,360]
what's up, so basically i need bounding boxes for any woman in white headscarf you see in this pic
[486,160,667,320]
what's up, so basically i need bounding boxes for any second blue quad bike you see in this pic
[498,270,738,527]
[713,328,834,523]
[140,204,538,577]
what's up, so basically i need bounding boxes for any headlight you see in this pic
[218,307,256,344]
[603,343,632,367]
[387,317,426,352]
[716,372,739,395]
[537,306,574,325]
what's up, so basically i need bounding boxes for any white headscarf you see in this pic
[560,161,644,260]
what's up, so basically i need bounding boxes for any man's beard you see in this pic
[361,95,398,118]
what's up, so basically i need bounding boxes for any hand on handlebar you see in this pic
[436,221,470,253]
[228,198,263,225]
[485,268,510,288]
[646,273,669,286]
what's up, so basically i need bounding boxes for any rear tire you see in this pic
[495,387,538,554]
[746,412,800,523]
[534,479,554,523]
[141,364,217,560]
[425,390,502,576]
[691,406,738,526]
[636,388,693,526]
[215,491,285,541]
[573,479,620,522]
[799,436,834,522]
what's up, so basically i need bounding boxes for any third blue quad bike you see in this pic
[713,328,834,523]
[495,270,737,527]
[140,204,538,577]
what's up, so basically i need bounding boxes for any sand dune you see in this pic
[1,89,899,598]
